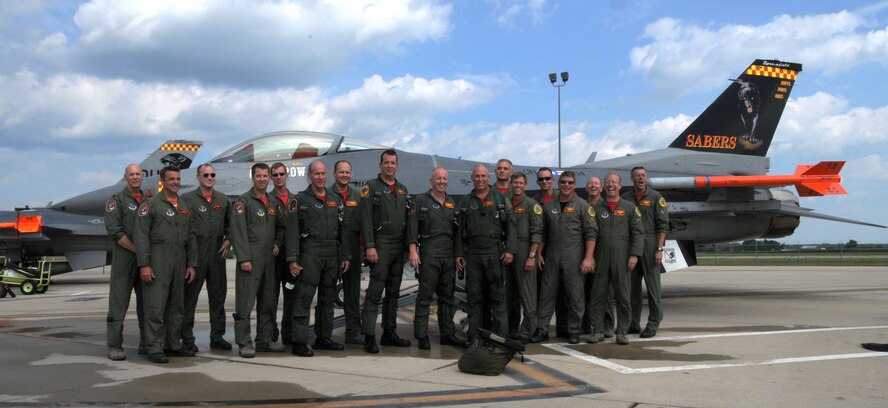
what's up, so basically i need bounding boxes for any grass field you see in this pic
[696,251,888,266]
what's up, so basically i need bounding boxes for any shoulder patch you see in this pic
[360,185,370,198]
[533,203,543,215]
[267,207,276,216]
[587,207,595,218]
[234,201,245,216]
[288,199,298,213]
[635,207,642,217]
[658,197,667,208]
[444,201,454,209]
[397,187,406,196]
[138,202,150,217]
[408,201,417,214]
[105,198,117,213]
[346,200,358,207]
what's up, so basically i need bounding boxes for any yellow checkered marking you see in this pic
[746,65,798,80]
[161,143,200,151]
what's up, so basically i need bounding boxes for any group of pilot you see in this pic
[103,149,668,363]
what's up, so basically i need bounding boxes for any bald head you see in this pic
[124,163,143,192]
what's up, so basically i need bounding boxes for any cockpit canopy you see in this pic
[210,131,390,163]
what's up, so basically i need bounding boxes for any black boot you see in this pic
[380,330,411,347]
[314,337,345,351]
[291,343,314,357]
[364,335,379,353]
[440,335,470,348]
[417,337,431,350]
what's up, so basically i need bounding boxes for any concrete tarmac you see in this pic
[1,264,886,407]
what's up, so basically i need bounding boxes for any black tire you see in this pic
[36,285,48,294]
[21,280,36,295]
[334,282,345,308]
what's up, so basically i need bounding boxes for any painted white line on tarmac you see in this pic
[544,343,635,374]
[626,352,888,373]
[633,325,888,342]
[543,325,888,374]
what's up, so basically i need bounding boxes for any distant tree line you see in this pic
[697,239,885,253]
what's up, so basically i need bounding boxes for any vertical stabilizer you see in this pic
[138,140,203,178]
[669,59,802,156]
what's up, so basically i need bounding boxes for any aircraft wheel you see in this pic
[36,285,48,294]
[334,282,345,308]
[21,280,36,295]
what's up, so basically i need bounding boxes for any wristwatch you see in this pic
[657,247,664,251]
[528,251,536,258]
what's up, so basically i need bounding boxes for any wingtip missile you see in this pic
[648,161,847,197]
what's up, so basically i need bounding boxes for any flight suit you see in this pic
[455,188,517,337]
[337,186,363,341]
[286,187,349,345]
[134,194,198,355]
[537,195,597,336]
[360,176,410,337]
[408,192,458,340]
[270,189,295,343]
[104,188,146,351]
[230,189,285,350]
[590,199,643,336]
[508,194,543,339]
[623,188,669,331]
[180,189,230,348]
[531,191,567,336]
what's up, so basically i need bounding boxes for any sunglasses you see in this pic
[559,180,575,185]
[272,172,287,177]
[202,173,216,178]
[537,176,553,181]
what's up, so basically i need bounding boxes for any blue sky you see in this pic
[1,0,887,243]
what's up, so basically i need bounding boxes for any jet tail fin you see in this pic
[669,59,802,157]
[137,140,203,179]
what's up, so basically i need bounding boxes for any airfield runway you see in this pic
[1,264,886,407]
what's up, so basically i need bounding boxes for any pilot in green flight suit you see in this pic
[507,173,543,343]
[589,172,643,345]
[105,163,147,361]
[332,160,364,345]
[455,164,517,339]
[407,167,467,350]
[180,164,232,352]
[285,161,350,357]
[229,163,285,358]
[622,166,669,338]
[134,167,197,363]
[360,149,412,353]
[535,171,597,345]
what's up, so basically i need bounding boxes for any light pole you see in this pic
[549,71,569,168]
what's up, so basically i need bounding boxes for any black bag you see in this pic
[457,330,524,376]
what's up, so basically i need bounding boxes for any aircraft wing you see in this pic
[776,204,886,228]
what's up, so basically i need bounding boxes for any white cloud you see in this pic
[773,92,888,154]
[23,0,452,87]
[488,0,550,28]
[75,171,118,186]
[629,11,888,95]
[0,69,502,155]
